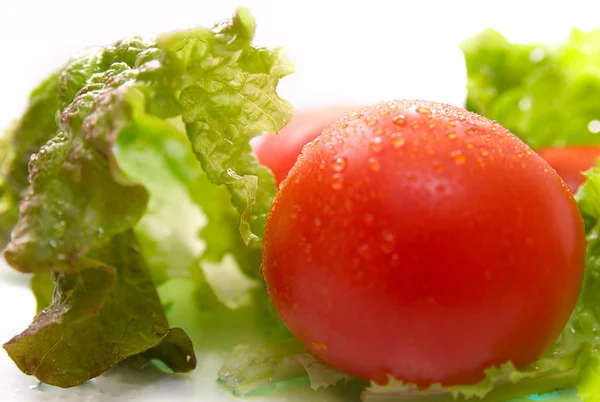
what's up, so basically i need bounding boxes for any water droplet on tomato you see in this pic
[435,183,447,193]
[451,151,467,165]
[433,161,445,172]
[393,115,406,126]
[358,243,370,256]
[331,173,344,190]
[480,150,489,157]
[367,118,378,126]
[382,230,395,242]
[416,106,431,117]
[314,218,321,227]
[447,132,457,140]
[391,134,405,148]
[332,156,347,172]
[368,157,380,172]
[349,111,363,120]
[370,137,383,152]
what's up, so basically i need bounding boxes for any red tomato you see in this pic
[255,105,357,185]
[261,100,586,387]
[537,147,600,193]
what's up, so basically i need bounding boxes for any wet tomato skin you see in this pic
[537,146,600,193]
[261,100,586,387]
[255,105,357,185]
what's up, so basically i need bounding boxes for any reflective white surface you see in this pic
[1,0,598,400]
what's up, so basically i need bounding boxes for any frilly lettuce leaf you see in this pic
[0,72,60,247]
[1,7,293,388]
[218,338,354,397]
[462,28,600,149]
[159,7,292,245]
[3,231,196,388]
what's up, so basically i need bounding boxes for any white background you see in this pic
[0,0,599,401]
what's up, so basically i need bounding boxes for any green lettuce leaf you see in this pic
[2,7,293,388]
[218,338,354,397]
[0,72,61,247]
[462,28,600,149]
[4,231,196,388]
[159,7,292,246]
[30,273,54,313]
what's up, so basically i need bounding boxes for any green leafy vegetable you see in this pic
[462,28,600,149]
[218,338,354,397]
[0,72,61,247]
[1,7,293,388]
[4,231,196,387]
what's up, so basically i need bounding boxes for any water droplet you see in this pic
[367,118,378,126]
[358,243,370,256]
[368,157,381,172]
[476,115,484,121]
[374,128,384,136]
[349,111,362,120]
[331,173,344,190]
[332,156,347,172]
[391,134,405,148]
[529,47,546,63]
[416,106,431,117]
[446,120,457,129]
[407,172,418,182]
[435,183,447,193]
[451,151,467,165]
[589,120,600,134]
[370,137,383,152]
[428,123,436,129]
[433,161,445,172]
[425,147,434,155]
[480,150,489,157]
[319,159,327,170]
[314,218,322,227]
[382,230,395,242]
[393,115,406,126]
[466,128,475,135]
[516,151,524,158]
[519,97,532,111]
[312,342,328,351]
[379,109,389,116]
[447,132,457,139]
